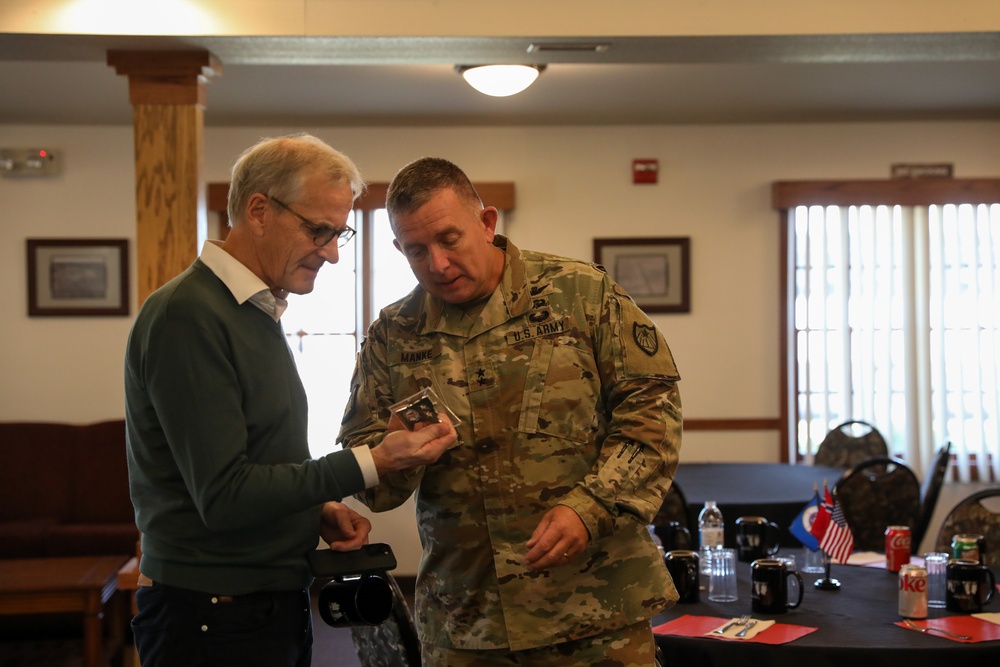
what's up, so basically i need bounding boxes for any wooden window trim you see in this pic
[772,178,1000,208]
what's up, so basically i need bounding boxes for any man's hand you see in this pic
[524,504,590,570]
[369,414,458,475]
[320,501,372,550]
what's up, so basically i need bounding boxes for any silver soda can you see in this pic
[898,563,928,619]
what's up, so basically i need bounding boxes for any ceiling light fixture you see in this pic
[456,65,546,97]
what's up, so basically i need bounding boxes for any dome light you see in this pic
[456,65,545,97]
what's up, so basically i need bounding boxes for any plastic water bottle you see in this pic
[698,500,724,550]
[698,501,725,589]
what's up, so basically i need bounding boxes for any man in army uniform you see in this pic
[338,157,682,665]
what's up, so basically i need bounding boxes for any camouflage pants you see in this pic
[421,620,656,666]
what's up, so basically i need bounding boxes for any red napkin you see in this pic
[653,615,817,645]
[894,616,1000,643]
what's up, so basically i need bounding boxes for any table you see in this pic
[0,556,128,667]
[653,549,1000,667]
[673,463,847,547]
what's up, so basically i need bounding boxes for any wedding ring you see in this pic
[563,552,570,558]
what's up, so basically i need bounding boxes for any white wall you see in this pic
[3,119,998,572]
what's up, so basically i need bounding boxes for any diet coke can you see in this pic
[885,525,911,572]
[898,563,928,618]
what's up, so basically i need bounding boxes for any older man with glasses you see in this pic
[124,134,458,667]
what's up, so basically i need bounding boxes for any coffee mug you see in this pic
[655,521,694,551]
[318,574,394,626]
[751,558,804,614]
[665,549,700,603]
[735,516,781,562]
[945,558,997,613]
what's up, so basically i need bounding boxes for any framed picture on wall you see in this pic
[593,237,690,313]
[26,238,129,316]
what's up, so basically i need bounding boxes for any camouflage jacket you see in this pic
[338,236,683,650]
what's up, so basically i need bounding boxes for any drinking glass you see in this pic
[708,547,739,602]
[923,552,948,608]
[777,554,799,601]
[699,546,713,593]
[803,548,825,573]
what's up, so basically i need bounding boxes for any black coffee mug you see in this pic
[736,516,781,562]
[318,574,394,626]
[665,549,700,603]
[655,521,693,551]
[946,558,997,613]
[751,558,804,614]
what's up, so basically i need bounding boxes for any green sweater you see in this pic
[125,259,364,595]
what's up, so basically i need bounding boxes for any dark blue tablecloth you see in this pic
[653,548,1000,667]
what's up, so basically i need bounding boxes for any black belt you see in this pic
[145,581,306,605]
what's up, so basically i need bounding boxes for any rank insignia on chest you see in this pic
[633,322,659,356]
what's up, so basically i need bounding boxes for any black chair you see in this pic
[650,481,693,550]
[912,442,951,551]
[833,456,921,553]
[350,573,421,667]
[815,420,889,469]
[933,487,1000,568]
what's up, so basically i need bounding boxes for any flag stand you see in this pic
[813,550,841,590]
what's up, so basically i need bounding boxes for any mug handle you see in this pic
[787,571,804,608]
[765,521,781,556]
[982,568,997,605]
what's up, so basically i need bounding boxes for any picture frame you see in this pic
[26,238,129,316]
[593,237,690,313]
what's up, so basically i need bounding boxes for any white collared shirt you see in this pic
[198,241,378,488]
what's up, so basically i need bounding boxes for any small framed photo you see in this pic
[389,387,462,431]
[26,238,129,316]
[593,237,690,313]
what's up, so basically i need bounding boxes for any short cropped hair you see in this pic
[227,133,365,225]
[385,157,482,224]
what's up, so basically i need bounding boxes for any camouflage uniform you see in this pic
[338,236,682,651]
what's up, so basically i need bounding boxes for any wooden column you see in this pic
[107,50,221,304]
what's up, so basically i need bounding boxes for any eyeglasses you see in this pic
[268,196,356,248]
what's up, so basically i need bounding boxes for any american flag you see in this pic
[815,485,854,563]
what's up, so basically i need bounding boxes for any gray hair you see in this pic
[386,157,482,224]
[227,133,365,224]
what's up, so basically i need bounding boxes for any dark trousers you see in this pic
[133,583,313,667]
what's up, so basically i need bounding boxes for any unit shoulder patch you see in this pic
[633,322,659,356]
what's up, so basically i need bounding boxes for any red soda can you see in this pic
[885,525,911,572]
[898,563,928,618]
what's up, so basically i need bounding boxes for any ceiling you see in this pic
[1,32,999,127]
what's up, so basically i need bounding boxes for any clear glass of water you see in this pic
[777,554,799,599]
[708,548,739,602]
[923,552,949,608]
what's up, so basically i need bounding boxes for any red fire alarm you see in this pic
[632,159,658,184]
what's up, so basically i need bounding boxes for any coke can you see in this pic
[885,525,911,572]
[898,563,928,619]
[951,533,985,565]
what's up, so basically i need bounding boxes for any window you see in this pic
[774,179,1000,482]
[208,181,517,458]
[284,207,417,457]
